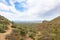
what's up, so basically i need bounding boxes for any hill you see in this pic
[37,16,60,40]
[0,15,11,24]
[0,15,11,33]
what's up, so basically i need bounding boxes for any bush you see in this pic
[0,24,8,33]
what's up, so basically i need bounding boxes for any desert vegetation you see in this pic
[0,15,60,40]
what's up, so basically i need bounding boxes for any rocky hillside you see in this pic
[37,16,60,40]
[0,15,11,24]
[0,15,11,33]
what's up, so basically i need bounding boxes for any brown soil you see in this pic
[0,23,12,40]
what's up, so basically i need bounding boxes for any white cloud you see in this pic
[0,0,60,22]
[0,3,9,10]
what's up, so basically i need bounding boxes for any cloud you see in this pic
[0,0,60,22]
[38,4,60,20]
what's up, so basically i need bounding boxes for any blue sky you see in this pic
[0,0,60,22]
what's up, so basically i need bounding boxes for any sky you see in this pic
[0,0,60,22]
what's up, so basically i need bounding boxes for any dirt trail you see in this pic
[0,23,12,40]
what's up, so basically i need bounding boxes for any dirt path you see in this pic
[4,23,12,35]
[0,23,12,40]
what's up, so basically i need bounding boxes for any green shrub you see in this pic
[0,24,8,33]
